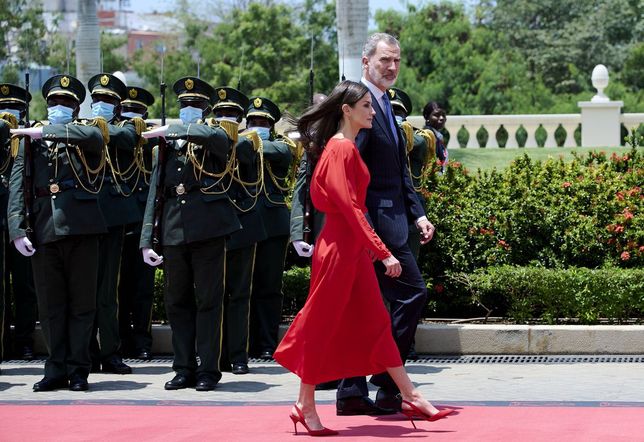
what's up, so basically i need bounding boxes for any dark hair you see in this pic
[295,80,369,161]
[422,101,444,120]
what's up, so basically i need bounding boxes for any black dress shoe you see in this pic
[22,346,35,361]
[336,396,396,416]
[375,389,403,412]
[231,363,249,375]
[69,375,89,391]
[195,376,218,391]
[164,373,196,390]
[102,356,132,374]
[136,349,152,361]
[315,379,340,390]
[259,350,274,360]
[33,377,69,392]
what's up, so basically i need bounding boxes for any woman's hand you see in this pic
[381,254,402,278]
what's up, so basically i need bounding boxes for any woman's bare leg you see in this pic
[386,365,441,415]
[293,382,326,430]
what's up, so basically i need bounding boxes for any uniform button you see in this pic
[138,187,143,191]
[48,162,52,166]
[52,195,56,199]
[177,167,181,171]
[49,179,54,183]
[181,200,186,204]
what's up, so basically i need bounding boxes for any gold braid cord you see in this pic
[417,128,436,161]
[276,133,299,186]
[71,120,107,191]
[0,112,20,158]
[239,129,262,152]
[206,118,240,145]
[401,121,415,153]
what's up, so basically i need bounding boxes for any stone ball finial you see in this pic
[591,64,609,102]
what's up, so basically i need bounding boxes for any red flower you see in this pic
[498,240,510,249]
[623,209,634,220]
[616,191,625,201]
[621,251,631,261]
[562,182,572,188]
[434,284,445,294]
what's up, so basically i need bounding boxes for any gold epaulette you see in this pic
[120,117,148,147]
[205,118,239,145]
[276,133,298,156]
[0,112,20,157]
[78,117,110,145]
[416,128,436,160]
[401,121,415,153]
[239,129,262,152]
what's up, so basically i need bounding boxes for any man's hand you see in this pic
[417,218,436,245]
[142,125,169,139]
[142,247,164,266]
[381,254,402,278]
[13,236,36,257]
[292,240,314,258]
[10,127,44,139]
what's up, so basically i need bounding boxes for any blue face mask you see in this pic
[48,105,74,125]
[0,108,20,120]
[91,101,115,120]
[180,106,203,124]
[121,111,143,119]
[216,116,238,122]
[251,126,271,141]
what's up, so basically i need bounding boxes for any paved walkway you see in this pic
[1,356,642,406]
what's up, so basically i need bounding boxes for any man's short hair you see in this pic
[362,33,400,59]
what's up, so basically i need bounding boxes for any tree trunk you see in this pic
[335,0,369,82]
[75,0,100,117]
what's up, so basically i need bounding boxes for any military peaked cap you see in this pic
[42,74,86,103]
[173,77,215,104]
[88,73,127,101]
[0,83,32,105]
[212,87,249,113]
[246,96,281,123]
[122,86,155,108]
[388,87,412,115]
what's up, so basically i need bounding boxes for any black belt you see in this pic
[35,179,77,197]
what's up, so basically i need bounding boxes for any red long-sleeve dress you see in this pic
[274,137,403,385]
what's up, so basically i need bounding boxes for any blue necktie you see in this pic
[382,96,399,145]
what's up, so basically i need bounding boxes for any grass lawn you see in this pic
[449,146,635,171]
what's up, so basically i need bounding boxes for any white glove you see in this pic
[10,127,44,139]
[13,236,36,257]
[142,247,164,266]
[142,124,170,139]
[292,240,314,258]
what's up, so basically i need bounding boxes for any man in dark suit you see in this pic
[8,75,108,391]
[335,33,436,416]
[140,77,241,391]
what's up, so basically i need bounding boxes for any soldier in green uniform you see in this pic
[8,74,107,391]
[0,84,37,363]
[140,77,241,391]
[389,87,435,260]
[212,87,267,375]
[117,86,156,361]
[246,97,295,360]
[87,73,145,375]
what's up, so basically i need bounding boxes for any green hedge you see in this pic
[451,266,644,324]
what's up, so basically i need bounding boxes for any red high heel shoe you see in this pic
[289,404,339,437]
[401,400,454,429]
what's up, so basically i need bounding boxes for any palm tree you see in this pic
[75,0,100,116]
[335,0,369,81]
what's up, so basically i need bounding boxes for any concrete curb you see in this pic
[28,323,644,356]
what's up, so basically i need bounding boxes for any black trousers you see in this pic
[32,236,98,380]
[250,235,289,356]
[91,225,125,361]
[163,237,226,381]
[118,231,155,354]
[222,244,256,366]
[337,242,427,399]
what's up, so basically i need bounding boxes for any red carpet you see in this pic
[1,403,642,441]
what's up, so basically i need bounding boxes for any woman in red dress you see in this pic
[274,81,452,436]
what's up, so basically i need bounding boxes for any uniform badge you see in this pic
[129,88,138,99]
[253,97,262,108]
[60,76,70,88]
[176,183,186,195]
[49,183,60,194]
[388,89,395,99]
[185,79,194,90]
[218,89,227,100]
[0,85,9,96]
[100,75,110,86]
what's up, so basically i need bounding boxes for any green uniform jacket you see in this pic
[98,120,141,227]
[0,120,11,230]
[258,137,293,238]
[140,123,241,248]
[408,131,430,212]
[289,152,325,243]
[8,123,108,245]
[226,136,267,251]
